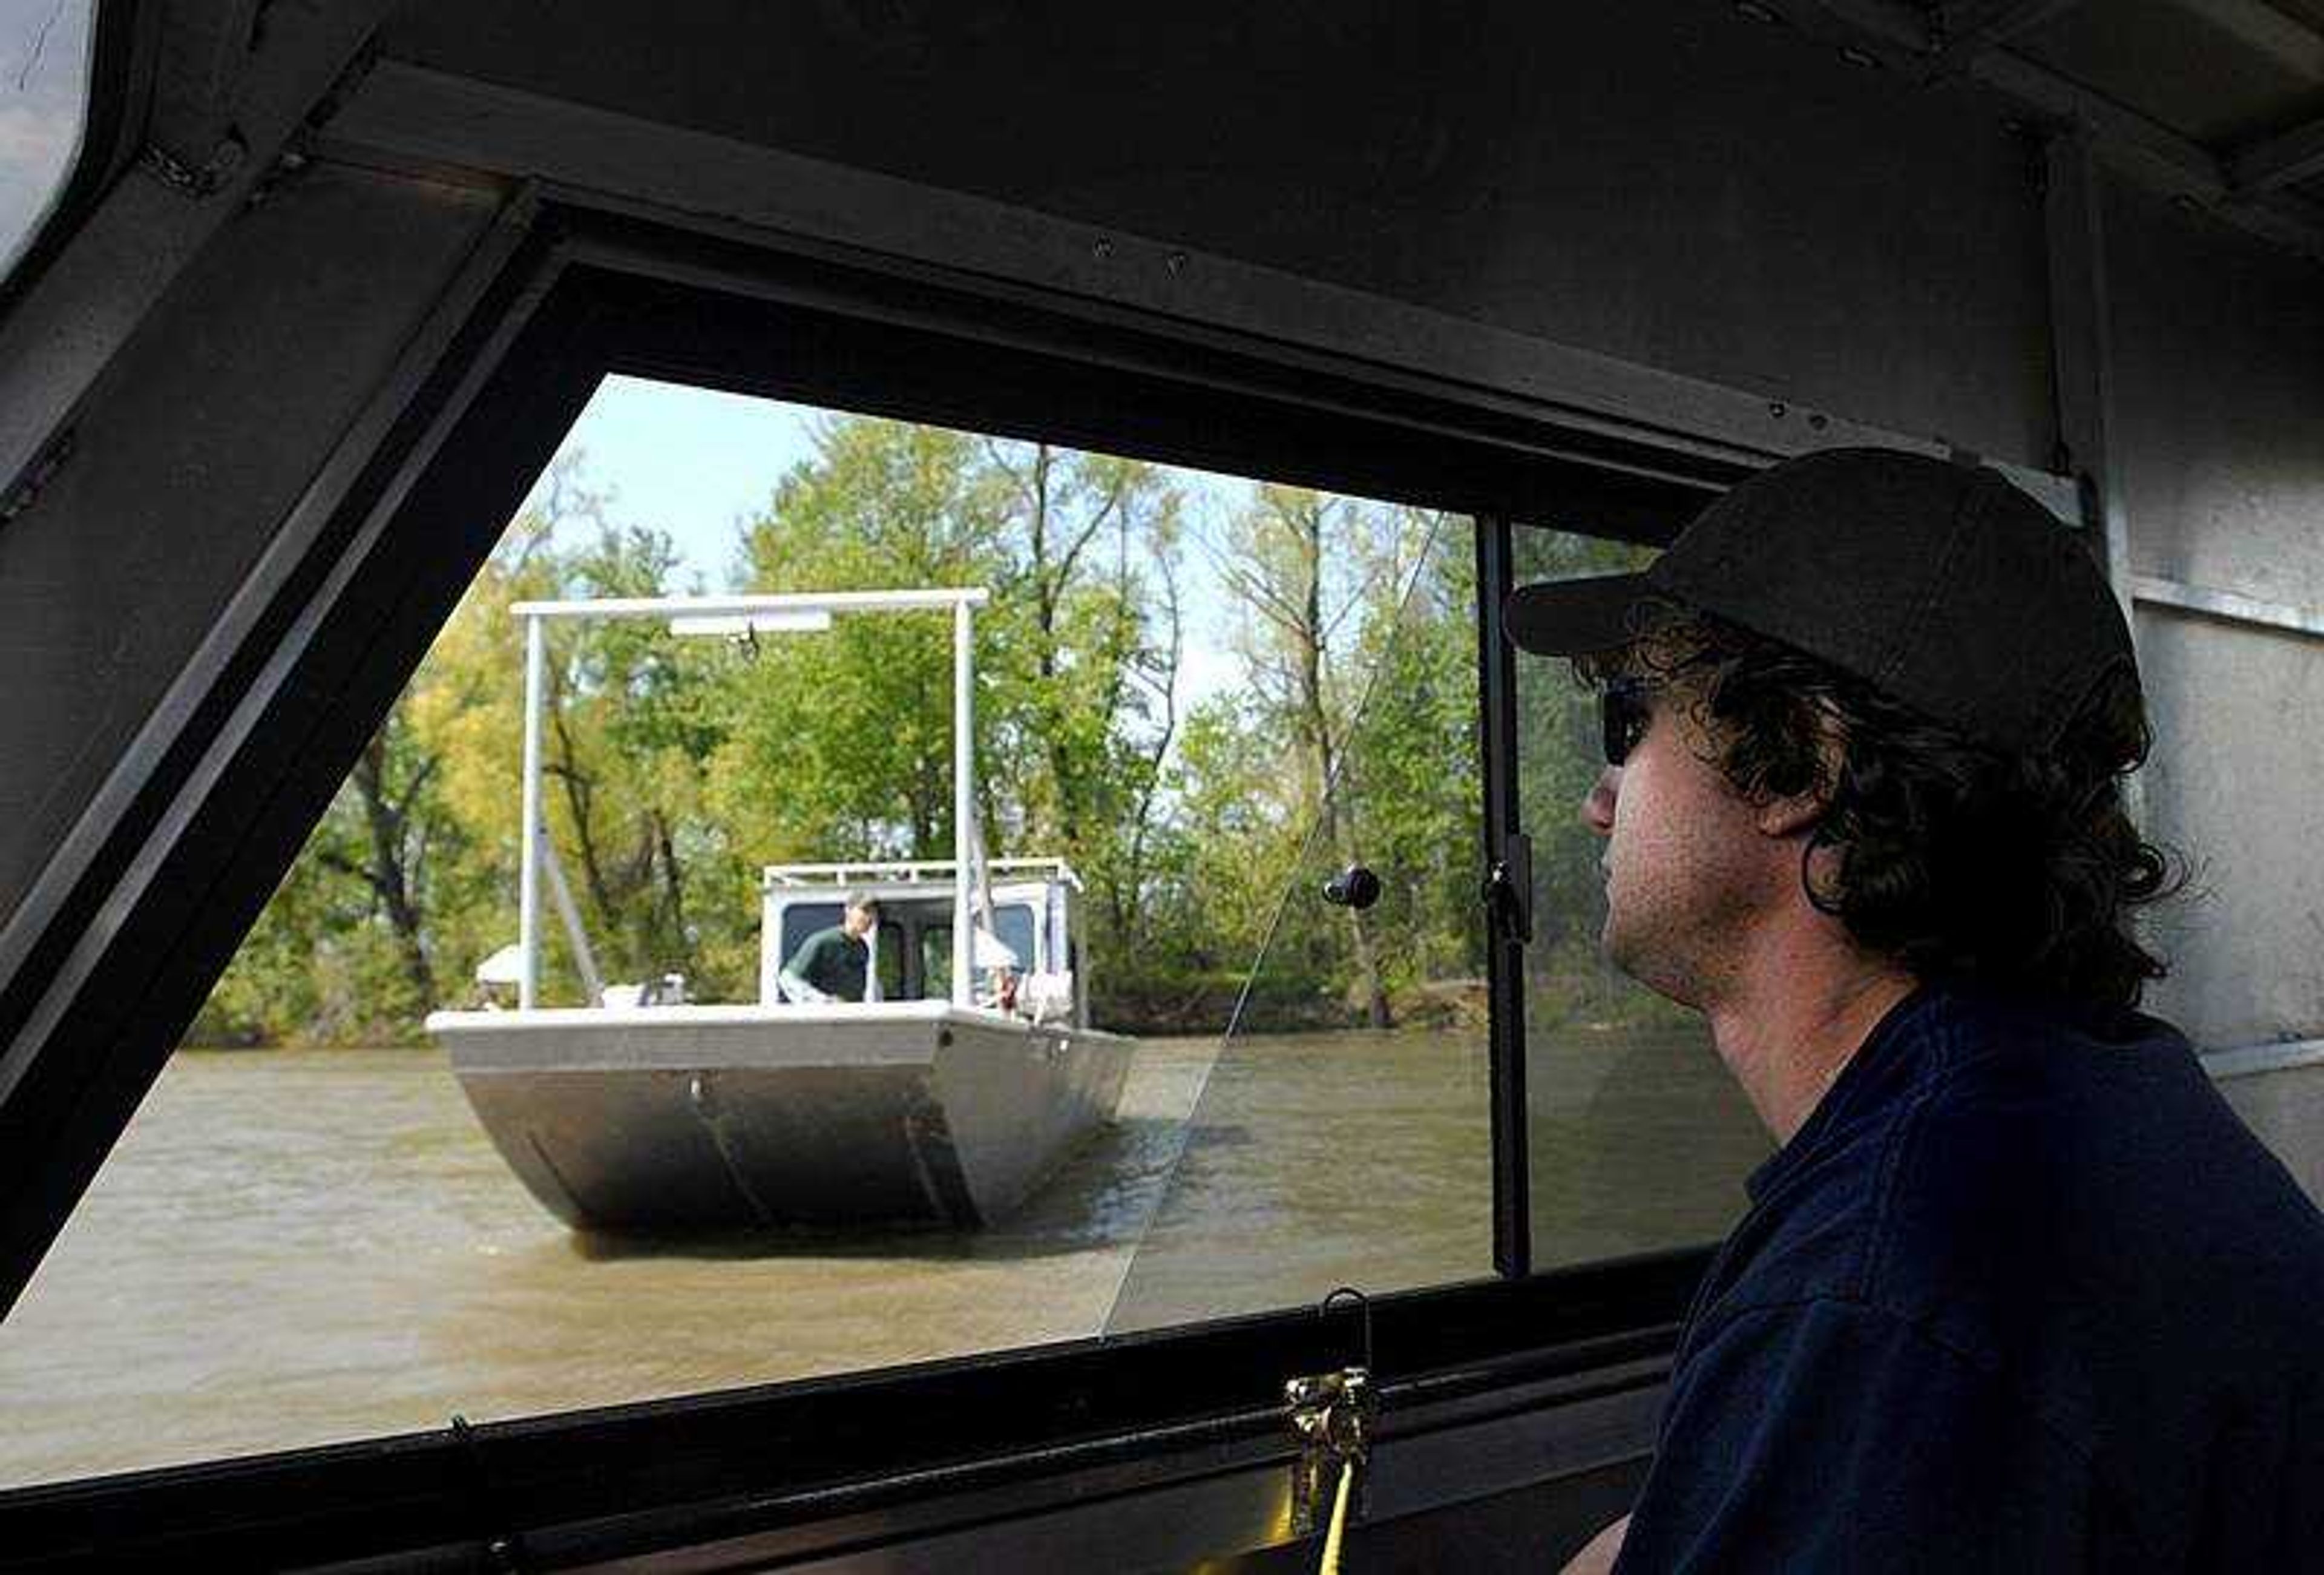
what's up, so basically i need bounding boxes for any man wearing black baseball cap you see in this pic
[1521,449,2324,1573]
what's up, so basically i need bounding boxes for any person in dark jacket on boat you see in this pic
[778,892,878,1004]
[1510,448,2324,1573]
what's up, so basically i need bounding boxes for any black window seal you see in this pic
[0,199,1747,1554]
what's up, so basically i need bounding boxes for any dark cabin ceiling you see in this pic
[363,0,2323,266]
[1788,0,2324,257]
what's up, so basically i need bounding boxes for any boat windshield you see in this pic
[775,895,1037,1004]
[1,1,99,286]
[919,904,1037,998]
[772,899,911,999]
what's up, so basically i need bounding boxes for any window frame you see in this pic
[0,200,1756,1559]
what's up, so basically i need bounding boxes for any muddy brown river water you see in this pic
[0,1025,1757,1487]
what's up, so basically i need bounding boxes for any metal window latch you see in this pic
[1284,1365,1377,1540]
[1485,832,1533,945]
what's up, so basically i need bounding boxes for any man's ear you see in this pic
[1753,706,1844,839]
[1756,787,1824,838]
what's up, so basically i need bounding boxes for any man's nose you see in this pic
[1581,766,1620,835]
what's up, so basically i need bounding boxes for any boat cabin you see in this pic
[760,860,1088,1025]
[1,2,2319,1569]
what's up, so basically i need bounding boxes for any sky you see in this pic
[514,375,823,592]
[513,375,1265,715]
[0,0,94,281]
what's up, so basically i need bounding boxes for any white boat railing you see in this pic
[762,858,1083,891]
[510,588,991,1011]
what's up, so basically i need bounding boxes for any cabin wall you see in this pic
[0,166,502,937]
[2106,179,2324,1056]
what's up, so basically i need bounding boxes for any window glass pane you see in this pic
[1105,502,1490,1332]
[1511,526,1768,1268]
[920,922,953,998]
[875,922,905,998]
[0,376,1491,1484]
[918,907,1059,1002]
[995,904,1036,972]
[779,902,843,963]
[1,1,98,283]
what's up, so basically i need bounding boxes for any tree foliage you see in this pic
[192,414,1658,1045]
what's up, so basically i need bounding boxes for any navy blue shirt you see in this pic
[1614,980,2324,1573]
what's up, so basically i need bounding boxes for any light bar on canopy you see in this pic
[668,611,833,638]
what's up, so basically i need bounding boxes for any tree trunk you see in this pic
[349,731,436,1008]
[1117,533,1183,941]
[652,811,690,972]
[1028,446,1081,845]
[1290,501,1390,1030]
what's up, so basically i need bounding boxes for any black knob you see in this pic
[1324,864,1382,910]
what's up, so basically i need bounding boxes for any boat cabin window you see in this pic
[0,1,97,284]
[776,901,845,963]
[770,899,910,999]
[917,905,1039,998]
[0,365,1726,1487]
[772,897,1040,1004]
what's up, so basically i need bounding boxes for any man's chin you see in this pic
[1601,924,1700,1010]
[1598,906,1633,967]
[1598,923,1638,985]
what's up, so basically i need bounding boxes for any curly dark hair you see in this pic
[1575,599,2188,1011]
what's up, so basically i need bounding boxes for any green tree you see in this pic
[714,417,1009,865]
[1209,484,1407,1027]
[715,418,1186,990]
[415,458,738,1006]
[978,440,1186,947]
[188,410,1671,1048]
[1338,510,1483,1004]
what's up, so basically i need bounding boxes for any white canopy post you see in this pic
[953,597,975,1008]
[517,612,546,1009]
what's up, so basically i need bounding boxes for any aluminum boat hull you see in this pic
[425,1002,1134,1231]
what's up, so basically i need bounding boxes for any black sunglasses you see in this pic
[1601,677,1656,766]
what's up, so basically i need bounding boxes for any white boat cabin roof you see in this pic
[760,858,1083,894]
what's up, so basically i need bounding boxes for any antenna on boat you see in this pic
[952,596,977,1008]
[519,612,546,1008]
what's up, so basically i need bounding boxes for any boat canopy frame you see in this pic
[763,855,1083,890]
[506,588,993,1010]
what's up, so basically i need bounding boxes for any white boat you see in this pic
[425,588,1134,1231]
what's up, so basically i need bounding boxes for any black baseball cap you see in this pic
[1504,447,2136,754]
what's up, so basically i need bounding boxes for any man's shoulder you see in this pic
[1880,992,2324,1287]
[1714,987,2324,1356]
[1670,990,2324,1573]
[1866,991,2324,1413]
[792,925,854,962]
